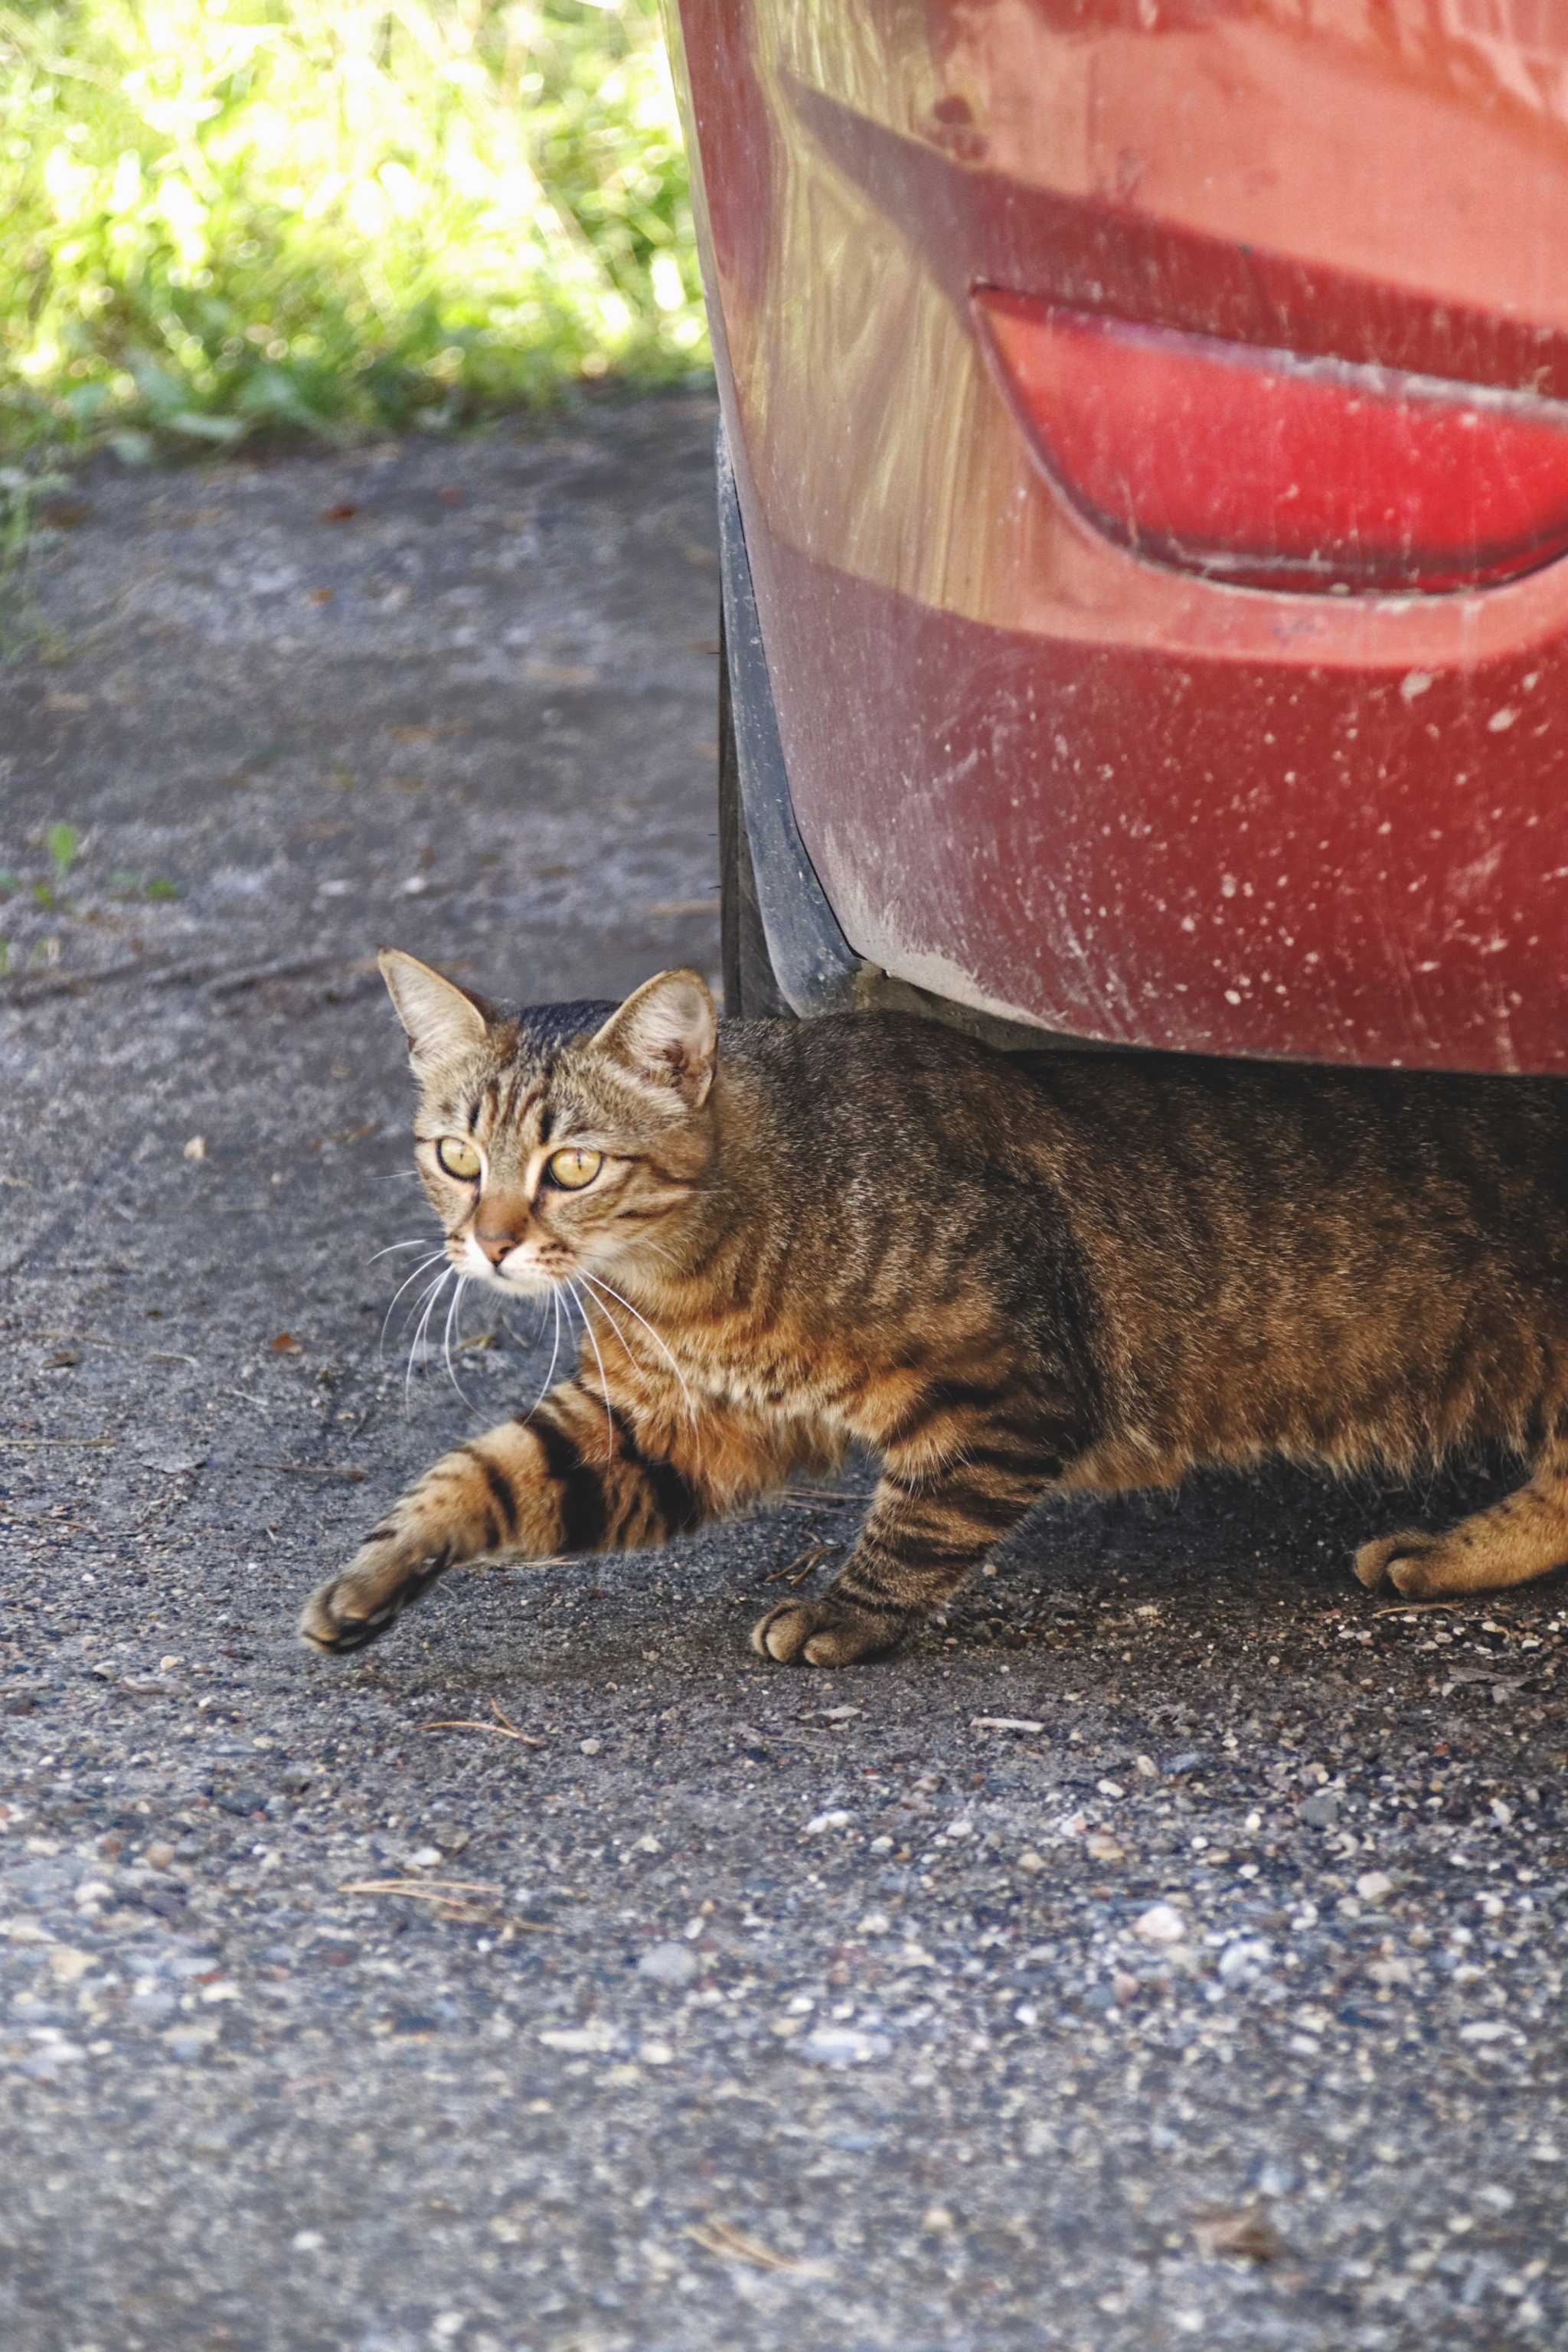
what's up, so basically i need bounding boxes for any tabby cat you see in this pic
[299,952,1568,1667]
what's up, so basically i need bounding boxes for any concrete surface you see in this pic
[2,397,1566,2352]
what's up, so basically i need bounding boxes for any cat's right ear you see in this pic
[378,949,493,1074]
[591,968,717,1109]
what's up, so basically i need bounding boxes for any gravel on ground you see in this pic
[2,397,1566,2352]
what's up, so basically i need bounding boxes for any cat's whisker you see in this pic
[514,1283,567,1429]
[627,1234,682,1275]
[575,1279,642,1385]
[577,1276,703,1477]
[580,1269,695,1426]
[368,1238,438,1265]
[380,1250,451,1359]
[567,1277,616,1467]
[404,1266,455,1414]
[441,1274,479,1411]
[403,1266,450,1347]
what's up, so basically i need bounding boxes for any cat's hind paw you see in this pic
[750,1596,910,1668]
[1352,1529,1439,1595]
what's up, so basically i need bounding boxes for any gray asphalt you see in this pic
[2,396,1565,2352]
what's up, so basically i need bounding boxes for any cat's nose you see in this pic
[473,1226,521,1267]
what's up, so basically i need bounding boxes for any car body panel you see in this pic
[664,0,1568,1070]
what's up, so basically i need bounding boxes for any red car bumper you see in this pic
[668,0,1568,1073]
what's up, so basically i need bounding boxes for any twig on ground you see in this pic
[1371,1598,1508,1618]
[254,1460,368,1483]
[337,1877,562,1932]
[764,1542,841,1587]
[418,1698,546,1746]
[338,1881,495,1923]
[684,2217,831,2277]
[0,1434,113,1449]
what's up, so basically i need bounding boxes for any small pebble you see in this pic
[799,2024,889,2066]
[636,1941,697,1986]
[579,1738,602,1756]
[1134,1903,1187,1945]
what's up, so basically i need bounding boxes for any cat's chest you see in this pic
[684,1334,811,1406]
[668,1308,852,1421]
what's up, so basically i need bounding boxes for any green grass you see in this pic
[0,0,708,464]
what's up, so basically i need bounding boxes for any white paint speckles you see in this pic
[1400,671,1433,702]
[1488,707,1518,731]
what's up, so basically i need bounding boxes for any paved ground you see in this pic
[2,396,1566,2352]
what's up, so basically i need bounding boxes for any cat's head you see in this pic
[381,949,719,1298]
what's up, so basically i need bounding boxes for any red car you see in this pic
[664,0,1568,1071]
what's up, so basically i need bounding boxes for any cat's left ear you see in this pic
[379,949,496,1074]
[591,968,717,1110]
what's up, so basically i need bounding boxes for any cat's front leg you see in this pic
[299,1374,706,1655]
[753,1393,1071,1668]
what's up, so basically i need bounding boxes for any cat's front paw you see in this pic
[1352,1528,1436,1594]
[751,1596,910,1668]
[299,1548,446,1655]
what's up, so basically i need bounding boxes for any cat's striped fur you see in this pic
[299,955,1568,1666]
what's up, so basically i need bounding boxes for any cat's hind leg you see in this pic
[1353,1438,1568,1600]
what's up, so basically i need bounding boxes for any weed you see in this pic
[0,0,709,463]
[0,462,73,648]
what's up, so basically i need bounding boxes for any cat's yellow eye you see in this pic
[546,1147,602,1191]
[436,1136,481,1181]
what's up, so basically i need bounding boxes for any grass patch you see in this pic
[0,0,709,462]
